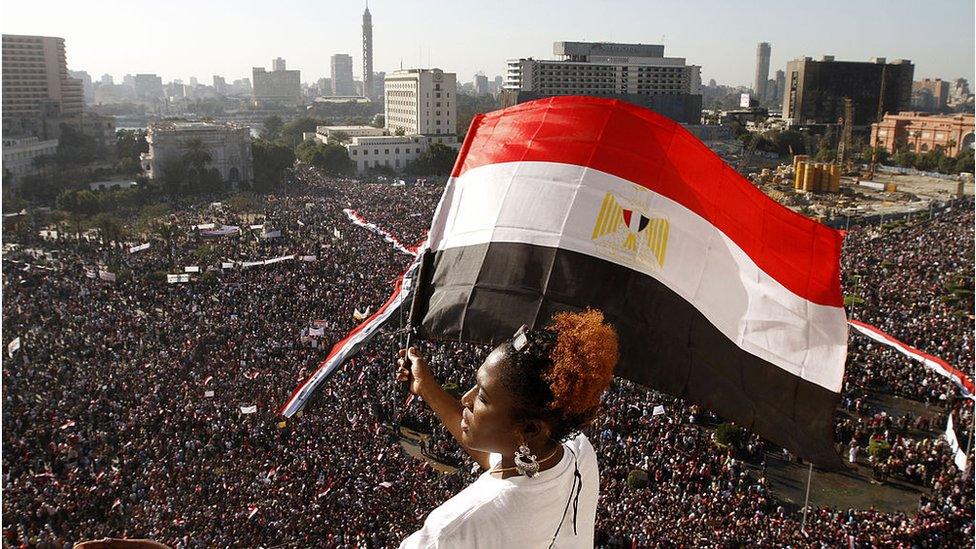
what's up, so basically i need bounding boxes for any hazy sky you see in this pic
[4,0,974,86]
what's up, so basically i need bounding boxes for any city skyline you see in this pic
[3,0,974,88]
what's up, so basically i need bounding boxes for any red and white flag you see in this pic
[412,96,848,466]
[849,319,974,400]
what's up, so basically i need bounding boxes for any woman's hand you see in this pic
[396,347,435,397]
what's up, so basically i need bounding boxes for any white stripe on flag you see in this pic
[849,319,975,400]
[428,161,847,393]
[945,413,968,471]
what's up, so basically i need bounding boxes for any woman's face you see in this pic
[459,345,522,454]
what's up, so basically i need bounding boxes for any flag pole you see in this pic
[800,462,814,532]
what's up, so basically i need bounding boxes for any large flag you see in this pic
[411,96,848,467]
[849,319,974,400]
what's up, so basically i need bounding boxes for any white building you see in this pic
[347,134,433,173]
[2,136,58,183]
[313,125,386,142]
[384,68,457,139]
[503,41,702,124]
[142,122,253,187]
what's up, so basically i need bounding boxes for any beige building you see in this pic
[142,122,254,187]
[347,134,433,173]
[2,34,84,135]
[871,112,975,157]
[2,136,59,183]
[252,59,301,107]
[385,68,457,139]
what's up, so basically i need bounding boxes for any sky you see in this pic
[4,0,974,87]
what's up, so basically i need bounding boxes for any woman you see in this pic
[396,309,619,548]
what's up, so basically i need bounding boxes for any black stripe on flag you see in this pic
[413,242,843,468]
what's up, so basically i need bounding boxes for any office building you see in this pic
[503,41,702,124]
[871,112,975,157]
[2,34,84,135]
[474,73,489,95]
[331,54,356,96]
[69,70,94,104]
[912,78,950,111]
[347,134,436,173]
[213,75,227,94]
[385,68,457,138]
[252,58,301,107]
[372,71,385,101]
[134,74,164,100]
[363,6,374,99]
[775,70,786,103]
[754,42,771,100]
[142,122,253,187]
[783,56,914,126]
[100,73,114,85]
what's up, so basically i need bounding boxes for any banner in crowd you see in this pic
[98,270,117,282]
[167,274,190,284]
[280,251,424,418]
[8,337,21,358]
[353,307,372,321]
[192,223,217,231]
[200,225,240,237]
[129,242,150,253]
[308,326,325,337]
[262,229,282,239]
[184,266,201,273]
[85,269,97,279]
[652,405,666,416]
[409,96,848,467]
[333,228,342,239]
[241,255,295,268]
[849,319,975,400]
[944,413,968,471]
[343,209,418,257]
[240,405,258,414]
[301,255,317,262]
[221,262,235,269]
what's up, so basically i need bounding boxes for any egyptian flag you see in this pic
[411,96,848,467]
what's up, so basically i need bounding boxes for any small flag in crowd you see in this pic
[7,337,21,358]
[204,390,215,398]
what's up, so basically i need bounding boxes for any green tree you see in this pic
[92,212,127,247]
[181,138,214,193]
[262,115,284,141]
[296,140,353,175]
[116,129,149,161]
[405,143,458,176]
[251,139,296,192]
[280,117,327,148]
[159,157,187,197]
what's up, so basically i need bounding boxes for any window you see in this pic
[374,149,379,155]
[352,149,358,156]
[395,147,399,154]
[384,149,389,154]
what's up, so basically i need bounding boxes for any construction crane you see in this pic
[866,65,887,180]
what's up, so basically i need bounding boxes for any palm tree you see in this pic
[150,219,181,267]
[182,139,212,193]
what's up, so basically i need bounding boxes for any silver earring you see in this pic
[514,444,540,477]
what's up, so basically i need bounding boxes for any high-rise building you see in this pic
[775,70,786,103]
[133,74,164,99]
[372,71,385,100]
[754,42,771,100]
[384,68,457,138]
[911,78,950,111]
[2,34,84,135]
[100,73,114,85]
[362,5,374,99]
[783,56,914,126]
[69,70,94,104]
[213,75,227,94]
[331,54,356,96]
[189,76,199,87]
[252,59,301,107]
[503,41,702,124]
[473,73,489,95]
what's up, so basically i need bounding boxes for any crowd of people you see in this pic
[2,166,972,547]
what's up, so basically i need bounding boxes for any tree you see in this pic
[262,115,284,141]
[116,129,149,162]
[405,143,458,176]
[251,139,296,192]
[181,138,214,193]
[159,157,187,197]
[56,124,103,166]
[328,130,351,144]
[56,189,100,217]
[280,117,327,148]
[295,140,353,175]
[92,213,127,247]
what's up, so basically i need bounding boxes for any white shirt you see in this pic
[400,433,599,549]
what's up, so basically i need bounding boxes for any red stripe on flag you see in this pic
[849,319,975,398]
[451,96,843,307]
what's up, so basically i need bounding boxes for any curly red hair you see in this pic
[545,309,619,430]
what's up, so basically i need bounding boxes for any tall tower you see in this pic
[754,42,771,100]
[362,4,374,99]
